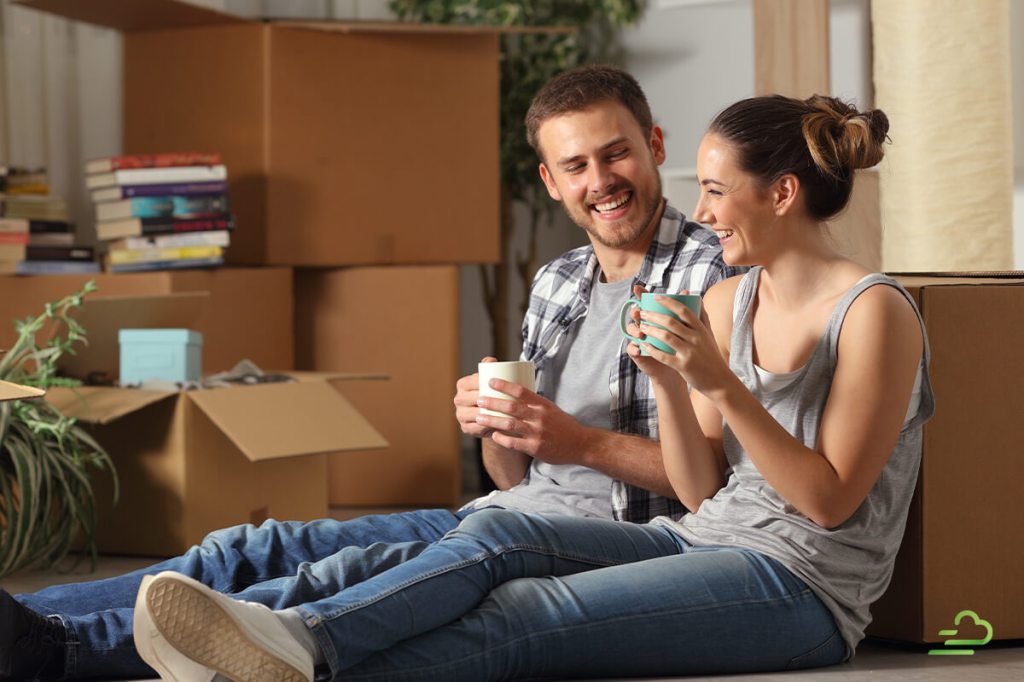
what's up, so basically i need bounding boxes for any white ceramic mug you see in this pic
[478,360,536,417]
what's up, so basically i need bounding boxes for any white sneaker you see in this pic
[133,571,314,682]
[133,575,220,681]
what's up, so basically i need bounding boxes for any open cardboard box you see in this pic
[37,288,388,556]
[868,272,1024,643]
[0,380,45,402]
[16,0,501,267]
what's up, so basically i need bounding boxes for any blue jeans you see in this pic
[224,509,846,680]
[15,508,473,679]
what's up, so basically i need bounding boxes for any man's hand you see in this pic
[454,357,497,438]
[475,379,591,465]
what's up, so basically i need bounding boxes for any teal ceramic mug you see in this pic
[619,292,701,355]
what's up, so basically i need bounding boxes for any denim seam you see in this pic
[786,627,842,669]
[313,543,626,622]
[339,589,819,680]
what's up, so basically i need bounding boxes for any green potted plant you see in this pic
[390,0,647,360]
[0,281,118,578]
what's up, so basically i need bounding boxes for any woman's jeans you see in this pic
[21,508,846,680]
[16,508,473,679]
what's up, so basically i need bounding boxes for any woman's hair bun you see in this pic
[802,95,890,178]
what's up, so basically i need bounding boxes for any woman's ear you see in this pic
[772,174,800,216]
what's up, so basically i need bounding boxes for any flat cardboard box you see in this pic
[867,273,1024,643]
[0,267,294,376]
[47,373,388,556]
[295,266,461,506]
[0,380,45,401]
[18,0,501,267]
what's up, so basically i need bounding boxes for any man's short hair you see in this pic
[525,64,654,161]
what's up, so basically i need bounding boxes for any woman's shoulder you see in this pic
[840,275,922,357]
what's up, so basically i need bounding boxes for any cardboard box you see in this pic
[0,267,294,376]
[47,373,387,556]
[18,0,501,267]
[868,273,1024,643]
[295,266,461,506]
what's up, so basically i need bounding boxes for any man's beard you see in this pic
[565,177,663,249]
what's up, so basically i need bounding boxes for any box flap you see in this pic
[0,380,45,402]
[285,371,389,383]
[186,381,387,462]
[59,291,208,382]
[14,0,246,31]
[45,386,177,424]
[892,272,1024,288]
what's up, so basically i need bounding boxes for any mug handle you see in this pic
[619,297,644,345]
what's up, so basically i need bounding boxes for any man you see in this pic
[0,64,739,681]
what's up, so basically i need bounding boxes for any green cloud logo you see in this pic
[928,610,994,656]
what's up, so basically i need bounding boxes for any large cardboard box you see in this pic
[0,267,294,375]
[47,373,387,556]
[295,266,461,506]
[868,274,1024,643]
[18,0,501,267]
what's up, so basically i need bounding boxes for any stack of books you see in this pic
[0,166,99,275]
[87,152,233,272]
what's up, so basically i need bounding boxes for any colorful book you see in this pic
[0,218,29,234]
[108,245,223,265]
[25,245,94,262]
[85,152,222,175]
[91,181,228,203]
[96,215,234,241]
[108,255,223,273]
[28,219,73,234]
[2,196,70,222]
[96,195,230,222]
[86,165,227,190]
[0,232,29,245]
[106,230,231,251]
[28,232,74,247]
[0,244,27,261]
[15,260,101,275]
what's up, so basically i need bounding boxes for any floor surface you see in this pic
[5,516,1022,682]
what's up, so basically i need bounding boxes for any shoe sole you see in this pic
[145,576,307,682]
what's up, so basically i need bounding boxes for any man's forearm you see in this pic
[482,437,532,490]
[578,428,678,500]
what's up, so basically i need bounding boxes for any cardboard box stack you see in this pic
[86,152,233,272]
[19,0,503,509]
[867,273,1024,643]
[0,166,98,274]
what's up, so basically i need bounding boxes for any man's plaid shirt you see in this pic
[521,203,745,523]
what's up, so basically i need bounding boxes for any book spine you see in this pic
[0,218,30,233]
[28,220,73,234]
[0,233,29,245]
[15,260,101,275]
[108,256,224,273]
[108,245,223,265]
[25,245,95,261]
[108,230,231,250]
[141,216,235,236]
[98,152,222,172]
[102,181,229,200]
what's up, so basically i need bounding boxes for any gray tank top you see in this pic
[660,267,935,658]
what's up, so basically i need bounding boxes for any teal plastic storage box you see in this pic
[119,328,202,384]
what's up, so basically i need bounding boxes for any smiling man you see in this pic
[457,64,745,525]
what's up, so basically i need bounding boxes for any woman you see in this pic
[133,95,933,681]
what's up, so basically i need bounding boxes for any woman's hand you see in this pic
[624,286,684,388]
[634,293,733,398]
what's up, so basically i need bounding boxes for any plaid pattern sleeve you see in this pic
[521,204,746,525]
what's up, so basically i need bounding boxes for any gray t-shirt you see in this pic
[656,268,935,658]
[465,269,631,518]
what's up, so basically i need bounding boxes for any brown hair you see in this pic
[708,94,889,221]
[525,65,653,160]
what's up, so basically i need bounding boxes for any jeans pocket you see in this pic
[786,629,846,670]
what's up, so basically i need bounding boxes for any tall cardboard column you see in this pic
[873,1,1013,271]
[753,0,881,271]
